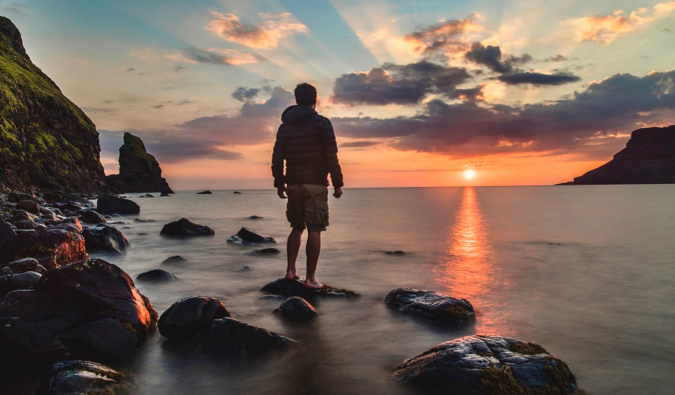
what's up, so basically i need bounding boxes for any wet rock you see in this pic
[237,264,252,271]
[248,215,263,219]
[0,259,157,357]
[133,218,155,223]
[393,335,578,395]
[13,218,36,230]
[384,288,475,326]
[33,360,134,395]
[196,190,212,194]
[160,255,190,267]
[43,192,63,203]
[159,296,230,340]
[6,257,47,274]
[140,193,154,198]
[137,268,178,282]
[245,247,280,256]
[233,191,241,194]
[160,190,171,197]
[274,297,318,321]
[79,209,107,224]
[0,229,87,269]
[82,225,131,254]
[160,218,215,237]
[0,218,16,246]
[8,192,34,203]
[199,317,296,357]
[96,194,140,215]
[50,217,83,233]
[261,278,358,300]
[16,199,39,214]
[10,271,41,287]
[386,250,406,255]
[227,227,276,244]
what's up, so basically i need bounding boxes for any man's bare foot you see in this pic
[285,271,300,280]
[304,279,324,289]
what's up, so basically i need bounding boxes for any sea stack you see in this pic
[106,132,174,193]
[0,17,106,192]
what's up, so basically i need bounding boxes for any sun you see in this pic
[464,169,475,180]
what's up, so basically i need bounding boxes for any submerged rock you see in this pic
[97,194,140,215]
[385,288,475,326]
[261,278,358,300]
[137,269,178,282]
[160,218,215,237]
[0,229,87,269]
[227,227,276,244]
[160,255,190,267]
[199,317,296,357]
[159,296,230,340]
[386,250,406,255]
[82,225,130,254]
[393,335,577,395]
[33,360,134,395]
[196,190,212,194]
[245,247,280,256]
[274,296,318,321]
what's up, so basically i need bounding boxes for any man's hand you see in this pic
[277,186,287,199]
[333,187,342,198]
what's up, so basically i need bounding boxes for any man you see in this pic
[272,83,344,289]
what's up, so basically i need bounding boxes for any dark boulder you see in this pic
[160,255,190,267]
[0,229,87,269]
[5,257,46,274]
[199,318,296,357]
[79,210,107,224]
[159,296,230,340]
[160,218,215,237]
[96,194,140,215]
[386,250,406,255]
[393,335,577,395]
[8,192,34,203]
[248,215,263,219]
[16,199,39,214]
[245,247,280,256]
[274,296,318,321]
[196,190,212,194]
[0,259,157,358]
[10,271,41,287]
[261,278,358,300]
[160,190,170,197]
[82,225,130,254]
[227,227,275,244]
[384,288,475,326]
[0,218,16,245]
[136,268,178,282]
[33,360,134,395]
[50,217,83,233]
[43,192,63,203]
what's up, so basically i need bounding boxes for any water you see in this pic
[91,186,674,394]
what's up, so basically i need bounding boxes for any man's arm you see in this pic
[320,118,344,194]
[271,126,286,198]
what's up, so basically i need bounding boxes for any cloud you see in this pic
[544,54,568,62]
[404,17,482,54]
[331,60,472,105]
[567,2,675,43]
[207,11,307,48]
[232,87,260,102]
[166,47,258,66]
[332,71,675,158]
[498,72,581,86]
[340,141,380,148]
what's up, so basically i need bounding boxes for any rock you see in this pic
[50,217,83,233]
[245,247,281,256]
[105,132,174,193]
[78,210,107,224]
[233,191,241,194]
[160,190,170,197]
[137,268,178,282]
[43,192,63,203]
[393,335,577,394]
[12,218,36,230]
[274,297,318,321]
[8,192,34,203]
[261,278,358,300]
[0,259,157,357]
[16,199,39,214]
[160,255,190,267]
[96,194,140,215]
[386,250,406,255]
[248,215,263,219]
[140,193,154,198]
[0,218,16,246]
[160,218,215,237]
[564,125,675,184]
[384,288,475,326]
[158,296,230,340]
[196,190,212,194]
[237,264,252,271]
[82,225,131,254]
[5,257,46,274]
[133,218,155,223]
[33,360,134,395]
[227,227,276,244]
[199,318,296,357]
[0,229,87,269]
[10,271,41,287]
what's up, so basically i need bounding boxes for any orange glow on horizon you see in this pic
[464,169,476,180]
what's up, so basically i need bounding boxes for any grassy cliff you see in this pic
[0,16,106,192]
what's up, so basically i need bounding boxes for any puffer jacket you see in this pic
[272,105,344,188]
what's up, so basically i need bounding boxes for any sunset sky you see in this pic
[2,0,674,189]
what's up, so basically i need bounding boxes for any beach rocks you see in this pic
[96,194,140,215]
[274,297,318,321]
[0,218,16,244]
[159,296,230,340]
[393,335,577,394]
[50,217,83,234]
[33,360,134,395]
[137,268,178,282]
[227,227,275,244]
[160,218,215,237]
[385,288,475,326]
[261,278,358,300]
[245,247,280,256]
[16,199,40,214]
[196,190,212,194]
[78,209,107,224]
[160,191,170,197]
[0,259,157,358]
[0,229,87,269]
[199,318,296,357]
[5,257,46,274]
[82,225,130,254]
[161,255,190,267]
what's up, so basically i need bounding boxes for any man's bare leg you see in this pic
[286,228,303,280]
[304,231,323,289]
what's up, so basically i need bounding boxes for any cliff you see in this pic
[0,17,106,192]
[106,132,173,193]
[566,125,675,184]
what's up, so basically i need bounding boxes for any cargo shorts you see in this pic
[286,184,329,232]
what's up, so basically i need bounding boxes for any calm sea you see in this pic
[90,186,674,394]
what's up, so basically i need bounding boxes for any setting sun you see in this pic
[464,169,476,180]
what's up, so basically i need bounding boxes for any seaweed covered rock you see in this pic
[160,218,215,237]
[199,317,296,357]
[385,288,475,326]
[227,227,276,244]
[34,360,134,395]
[0,229,87,269]
[393,335,577,395]
[274,296,318,321]
[0,259,157,358]
[136,269,178,282]
[96,194,140,215]
[82,225,130,254]
[159,296,230,340]
[261,278,358,301]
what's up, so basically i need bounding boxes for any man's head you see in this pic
[294,82,317,107]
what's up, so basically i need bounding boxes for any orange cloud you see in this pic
[207,11,307,49]
[404,15,483,54]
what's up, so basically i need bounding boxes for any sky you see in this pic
[1,0,674,189]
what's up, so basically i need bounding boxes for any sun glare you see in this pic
[464,169,475,180]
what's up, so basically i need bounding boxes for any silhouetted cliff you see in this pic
[106,132,173,193]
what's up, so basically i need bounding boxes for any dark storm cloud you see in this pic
[498,72,581,86]
[332,71,675,158]
[331,60,471,105]
[232,87,260,102]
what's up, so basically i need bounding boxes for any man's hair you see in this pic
[294,83,317,106]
